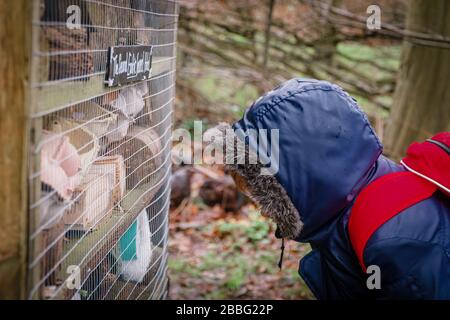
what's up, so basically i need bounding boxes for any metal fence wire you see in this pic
[28,0,178,300]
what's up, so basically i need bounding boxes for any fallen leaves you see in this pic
[168,164,314,299]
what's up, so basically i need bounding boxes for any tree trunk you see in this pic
[385,0,450,160]
[263,0,275,69]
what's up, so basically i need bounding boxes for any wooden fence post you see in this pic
[0,0,32,299]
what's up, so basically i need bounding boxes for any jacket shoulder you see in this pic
[362,194,450,298]
[365,193,449,249]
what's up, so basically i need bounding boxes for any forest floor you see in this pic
[167,168,314,300]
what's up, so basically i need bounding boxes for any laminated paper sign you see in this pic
[105,45,153,87]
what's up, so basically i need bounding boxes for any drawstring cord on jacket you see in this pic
[274,226,285,270]
[277,238,285,270]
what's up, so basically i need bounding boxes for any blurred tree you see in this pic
[385,0,450,159]
[312,0,342,66]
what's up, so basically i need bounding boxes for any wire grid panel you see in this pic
[28,0,178,300]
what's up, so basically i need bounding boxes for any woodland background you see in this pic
[168,0,450,299]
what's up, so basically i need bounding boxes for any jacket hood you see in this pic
[219,79,382,241]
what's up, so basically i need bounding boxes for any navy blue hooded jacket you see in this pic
[223,78,450,299]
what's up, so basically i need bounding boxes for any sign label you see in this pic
[105,45,152,87]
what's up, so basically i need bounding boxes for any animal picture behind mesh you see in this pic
[28,0,177,300]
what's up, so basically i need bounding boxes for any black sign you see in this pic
[105,45,153,87]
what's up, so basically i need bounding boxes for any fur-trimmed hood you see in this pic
[216,78,382,241]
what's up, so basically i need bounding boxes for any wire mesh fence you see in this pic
[28,0,178,300]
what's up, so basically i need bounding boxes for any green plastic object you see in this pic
[119,221,138,261]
